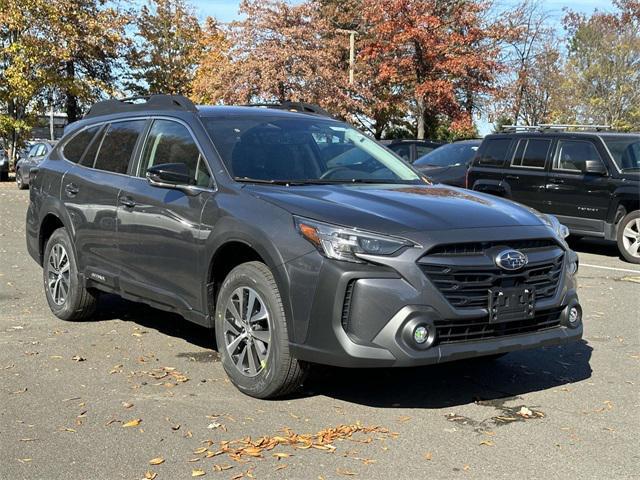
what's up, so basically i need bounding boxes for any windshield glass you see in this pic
[202,115,422,183]
[414,142,480,167]
[603,136,640,171]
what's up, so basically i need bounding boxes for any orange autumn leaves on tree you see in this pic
[360,0,501,138]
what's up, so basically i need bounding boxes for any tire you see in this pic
[214,261,308,399]
[16,169,27,189]
[43,228,98,320]
[617,210,640,264]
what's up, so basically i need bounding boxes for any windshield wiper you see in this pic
[233,177,307,185]
[234,177,423,186]
[622,167,640,171]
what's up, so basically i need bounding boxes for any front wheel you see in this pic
[214,261,307,398]
[617,211,640,264]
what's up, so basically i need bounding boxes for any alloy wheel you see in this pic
[223,286,271,377]
[622,218,640,258]
[47,244,70,305]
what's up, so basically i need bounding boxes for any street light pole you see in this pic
[336,29,357,85]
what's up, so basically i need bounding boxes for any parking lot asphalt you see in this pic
[1,181,639,480]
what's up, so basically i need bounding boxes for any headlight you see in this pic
[543,214,570,240]
[294,216,414,263]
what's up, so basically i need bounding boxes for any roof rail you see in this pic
[245,101,332,118]
[501,124,613,133]
[85,94,197,118]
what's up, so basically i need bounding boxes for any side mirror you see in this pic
[583,160,607,175]
[146,163,193,187]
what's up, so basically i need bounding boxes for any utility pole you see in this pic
[336,29,357,85]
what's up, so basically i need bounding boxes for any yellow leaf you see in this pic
[144,471,157,480]
[424,452,433,461]
[122,419,142,428]
[479,440,494,446]
[149,457,165,465]
[192,469,206,477]
[336,468,358,476]
[272,453,291,459]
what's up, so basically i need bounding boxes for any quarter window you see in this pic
[511,139,551,169]
[554,140,603,172]
[62,126,100,163]
[93,120,146,174]
[139,119,211,187]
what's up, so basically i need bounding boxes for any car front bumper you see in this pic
[283,226,583,368]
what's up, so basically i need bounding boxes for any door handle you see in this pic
[548,178,565,184]
[505,174,520,181]
[64,183,79,196]
[119,196,136,208]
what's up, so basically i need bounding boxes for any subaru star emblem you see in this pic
[495,249,528,271]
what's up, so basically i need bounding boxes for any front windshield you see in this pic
[202,115,422,183]
[414,142,479,167]
[603,136,640,171]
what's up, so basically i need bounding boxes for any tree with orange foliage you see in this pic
[360,0,500,139]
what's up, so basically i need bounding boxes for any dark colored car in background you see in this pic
[0,148,8,181]
[16,140,56,189]
[381,139,444,163]
[26,95,582,399]
[414,139,481,187]
[467,130,640,263]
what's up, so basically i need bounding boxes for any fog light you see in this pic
[568,261,578,275]
[569,306,580,324]
[414,325,429,344]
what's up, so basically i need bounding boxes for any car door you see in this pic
[117,118,215,316]
[504,137,552,212]
[61,119,147,287]
[543,138,612,234]
[22,143,44,178]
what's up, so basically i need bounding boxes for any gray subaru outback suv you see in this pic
[26,95,582,398]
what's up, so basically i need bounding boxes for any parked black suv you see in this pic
[26,95,582,398]
[467,129,640,263]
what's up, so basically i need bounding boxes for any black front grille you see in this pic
[435,308,563,344]
[419,242,564,310]
[427,239,557,256]
[341,280,356,332]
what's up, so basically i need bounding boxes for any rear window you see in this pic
[62,126,100,163]
[476,138,511,166]
[93,120,146,174]
[511,138,551,169]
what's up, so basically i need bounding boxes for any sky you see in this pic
[187,0,616,136]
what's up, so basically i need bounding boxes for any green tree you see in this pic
[127,0,203,96]
[562,1,640,130]
[42,0,130,123]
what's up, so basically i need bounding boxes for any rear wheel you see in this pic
[617,210,640,264]
[214,261,307,398]
[43,228,98,320]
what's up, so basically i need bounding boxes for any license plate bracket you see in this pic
[488,287,535,323]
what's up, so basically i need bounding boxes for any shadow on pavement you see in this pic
[303,341,593,409]
[89,295,592,409]
[92,293,214,349]
[567,236,621,259]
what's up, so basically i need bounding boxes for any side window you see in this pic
[139,119,211,187]
[554,140,603,172]
[511,138,551,169]
[390,143,411,161]
[28,144,41,157]
[93,120,146,174]
[63,126,100,163]
[476,139,511,166]
[415,145,434,158]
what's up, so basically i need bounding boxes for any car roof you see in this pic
[485,131,639,139]
[195,105,340,121]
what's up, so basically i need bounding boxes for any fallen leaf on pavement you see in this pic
[479,440,494,446]
[273,453,291,459]
[144,471,157,479]
[149,457,165,465]
[424,452,432,461]
[123,419,142,428]
[213,464,233,472]
[71,355,86,362]
[192,468,206,477]
[337,467,358,476]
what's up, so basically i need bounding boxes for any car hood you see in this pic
[244,183,547,236]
